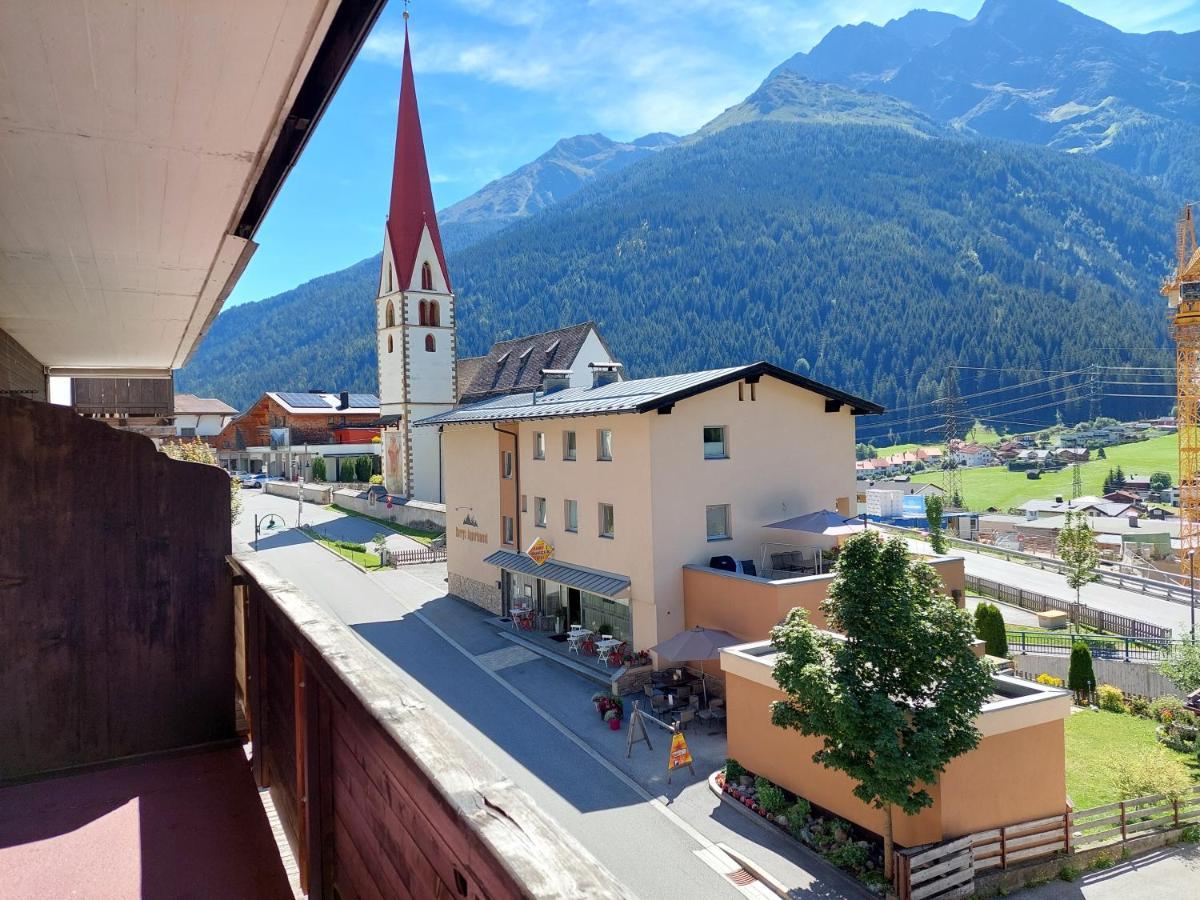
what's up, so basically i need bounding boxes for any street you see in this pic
[237,492,869,899]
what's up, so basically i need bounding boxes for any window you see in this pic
[387,334,393,353]
[385,300,395,327]
[421,261,433,291]
[425,333,436,352]
[501,450,513,479]
[429,300,440,327]
[597,428,613,461]
[419,300,428,325]
[502,515,514,546]
[703,426,728,459]
[533,431,545,459]
[563,430,577,461]
[706,504,731,541]
[386,264,392,294]
[599,502,614,538]
[534,496,547,527]
[180,427,196,438]
[564,499,578,532]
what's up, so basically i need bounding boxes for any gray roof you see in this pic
[460,322,614,403]
[417,361,882,427]
[173,393,237,415]
[483,550,631,597]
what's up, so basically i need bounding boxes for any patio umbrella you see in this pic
[764,509,862,536]
[648,626,741,705]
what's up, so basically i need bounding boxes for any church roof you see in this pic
[386,25,450,291]
[458,322,612,403]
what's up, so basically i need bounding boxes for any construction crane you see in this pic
[1163,203,1200,575]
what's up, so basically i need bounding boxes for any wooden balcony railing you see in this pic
[230,551,630,899]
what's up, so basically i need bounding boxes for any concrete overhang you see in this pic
[0,0,384,374]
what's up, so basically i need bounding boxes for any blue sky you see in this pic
[227,0,1200,308]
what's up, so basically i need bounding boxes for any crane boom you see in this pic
[1165,203,1200,574]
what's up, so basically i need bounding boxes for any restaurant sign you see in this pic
[527,537,554,566]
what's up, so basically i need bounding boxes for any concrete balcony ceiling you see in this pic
[0,0,381,375]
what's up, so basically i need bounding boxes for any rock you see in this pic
[738,775,753,788]
[776,815,789,828]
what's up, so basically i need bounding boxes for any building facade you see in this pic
[172,393,237,437]
[421,362,881,650]
[375,25,456,502]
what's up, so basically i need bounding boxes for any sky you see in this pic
[226,0,1200,308]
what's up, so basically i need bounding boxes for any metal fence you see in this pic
[1005,630,1181,662]
[967,574,1171,641]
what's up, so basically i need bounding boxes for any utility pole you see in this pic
[942,367,964,510]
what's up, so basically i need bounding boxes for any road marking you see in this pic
[370,568,777,890]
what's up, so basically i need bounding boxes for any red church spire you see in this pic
[386,20,451,291]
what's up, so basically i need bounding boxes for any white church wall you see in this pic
[408,413,451,502]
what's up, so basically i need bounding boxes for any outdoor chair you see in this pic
[651,696,671,719]
[740,559,757,577]
[675,708,695,731]
[688,695,700,711]
[675,685,691,702]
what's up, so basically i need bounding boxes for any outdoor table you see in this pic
[595,638,622,665]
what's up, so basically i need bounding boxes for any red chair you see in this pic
[609,642,627,667]
[581,636,597,656]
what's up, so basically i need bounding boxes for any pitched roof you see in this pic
[386,25,450,291]
[455,355,486,402]
[459,322,608,403]
[266,392,380,414]
[173,393,237,415]
[417,361,882,427]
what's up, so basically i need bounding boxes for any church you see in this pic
[374,21,622,503]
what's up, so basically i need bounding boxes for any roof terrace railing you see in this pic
[230,552,630,899]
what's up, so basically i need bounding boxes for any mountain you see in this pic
[773,0,1200,194]
[439,132,679,253]
[179,73,1175,427]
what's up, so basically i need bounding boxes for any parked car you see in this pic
[238,472,269,488]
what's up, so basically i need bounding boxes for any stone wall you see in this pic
[264,481,333,504]
[449,572,501,614]
[332,488,445,532]
[1014,652,1183,698]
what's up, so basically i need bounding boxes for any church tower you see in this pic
[376,18,456,502]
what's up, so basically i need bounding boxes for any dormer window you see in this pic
[421,261,433,291]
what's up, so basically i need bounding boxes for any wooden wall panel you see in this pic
[0,396,233,780]
[0,327,45,403]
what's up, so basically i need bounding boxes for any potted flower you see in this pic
[591,691,608,714]
[604,708,622,730]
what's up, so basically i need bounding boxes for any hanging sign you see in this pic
[527,536,555,566]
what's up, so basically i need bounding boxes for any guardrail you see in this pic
[1005,630,1181,662]
[874,522,1196,607]
[968,574,1171,641]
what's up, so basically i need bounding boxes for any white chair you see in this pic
[567,634,582,654]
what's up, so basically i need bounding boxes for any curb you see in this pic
[295,527,373,574]
[494,629,614,687]
[706,772,879,900]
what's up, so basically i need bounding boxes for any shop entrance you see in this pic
[567,588,581,629]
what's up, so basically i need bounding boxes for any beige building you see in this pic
[418,362,881,650]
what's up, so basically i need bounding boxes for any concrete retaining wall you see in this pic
[332,488,446,532]
[264,481,333,505]
[1014,652,1184,698]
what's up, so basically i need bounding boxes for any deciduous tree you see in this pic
[770,532,992,878]
[1057,512,1099,608]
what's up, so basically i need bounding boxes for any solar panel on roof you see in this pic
[275,391,331,408]
[347,394,379,408]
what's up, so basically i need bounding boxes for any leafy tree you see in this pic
[1057,512,1099,608]
[1159,643,1200,693]
[925,494,947,554]
[311,456,327,481]
[162,439,242,525]
[1068,642,1096,702]
[770,532,992,877]
[1149,472,1172,490]
[1113,465,1126,488]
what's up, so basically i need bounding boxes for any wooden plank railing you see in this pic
[385,546,447,566]
[1072,786,1200,848]
[894,834,975,900]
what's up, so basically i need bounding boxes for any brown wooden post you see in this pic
[293,651,309,895]
[1000,825,1008,869]
[1064,811,1072,854]
[1119,801,1127,842]
[1173,799,1180,828]
[312,688,334,896]
[246,582,266,788]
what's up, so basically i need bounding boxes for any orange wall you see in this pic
[724,672,1067,846]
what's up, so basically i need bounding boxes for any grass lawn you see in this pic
[326,503,442,546]
[302,527,385,569]
[901,433,1178,512]
[1065,709,1199,810]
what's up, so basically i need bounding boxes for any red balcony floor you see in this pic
[0,746,292,899]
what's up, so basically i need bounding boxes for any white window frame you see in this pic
[706,504,731,541]
[599,502,615,539]
[563,430,577,461]
[534,496,547,528]
[502,515,515,546]
[703,425,728,460]
[502,450,514,479]
[564,499,578,533]
[533,431,546,460]
[597,428,613,461]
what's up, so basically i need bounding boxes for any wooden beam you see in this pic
[824,399,843,413]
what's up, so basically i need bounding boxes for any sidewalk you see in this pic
[1012,844,1200,898]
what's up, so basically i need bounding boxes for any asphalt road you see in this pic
[236,492,868,900]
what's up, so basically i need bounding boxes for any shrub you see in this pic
[356,455,374,483]
[311,457,327,481]
[1181,824,1200,843]
[787,798,812,832]
[1068,643,1096,701]
[973,603,1008,657]
[1090,854,1115,870]
[723,758,747,781]
[825,841,870,874]
[1058,865,1081,882]
[1096,684,1125,713]
[1151,696,1184,723]
[754,777,789,816]
[1036,673,1065,688]
[1112,748,1194,802]
[1127,695,1151,717]
[369,474,384,485]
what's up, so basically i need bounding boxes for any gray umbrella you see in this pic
[765,508,861,536]
[649,626,742,704]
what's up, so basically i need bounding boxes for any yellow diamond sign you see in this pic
[527,537,554,566]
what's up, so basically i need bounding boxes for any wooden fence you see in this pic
[385,546,447,566]
[894,786,1200,898]
[967,574,1171,641]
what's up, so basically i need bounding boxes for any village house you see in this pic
[172,393,238,438]
[420,362,883,650]
[208,390,381,479]
[951,442,996,468]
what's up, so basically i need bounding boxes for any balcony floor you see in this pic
[0,745,293,900]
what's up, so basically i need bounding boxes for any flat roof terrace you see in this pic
[0,747,292,900]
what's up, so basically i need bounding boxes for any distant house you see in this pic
[952,443,995,468]
[1018,495,1139,520]
[1053,447,1089,463]
[172,393,237,438]
[865,479,946,497]
[1123,475,1154,497]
